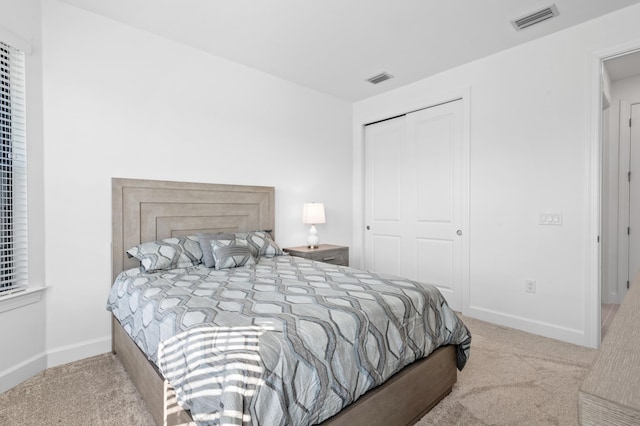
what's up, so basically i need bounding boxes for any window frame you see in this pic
[0,39,29,299]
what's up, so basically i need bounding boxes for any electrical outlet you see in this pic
[525,280,536,294]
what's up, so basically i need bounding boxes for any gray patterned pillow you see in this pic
[212,244,256,270]
[126,236,202,272]
[196,233,235,268]
[235,231,283,258]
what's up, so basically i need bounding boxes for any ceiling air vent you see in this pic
[511,4,559,31]
[367,72,394,85]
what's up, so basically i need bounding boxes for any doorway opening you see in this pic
[600,50,640,340]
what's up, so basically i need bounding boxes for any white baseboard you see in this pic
[46,335,111,368]
[0,351,47,394]
[0,336,112,394]
[466,305,587,347]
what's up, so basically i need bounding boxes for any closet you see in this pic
[364,99,464,310]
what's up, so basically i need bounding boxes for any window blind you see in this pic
[0,41,27,295]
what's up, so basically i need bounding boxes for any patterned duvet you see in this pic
[107,255,471,425]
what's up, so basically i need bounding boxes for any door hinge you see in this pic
[628,226,631,235]
[597,235,600,243]
[630,118,632,127]
[629,171,632,182]
[628,280,630,289]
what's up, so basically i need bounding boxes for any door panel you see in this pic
[364,117,405,275]
[415,114,455,223]
[371,128,402,222]
[629,103,640,284]
[364,100,464,311]
[618,100,631,302]
[406,101,463,310]
[372,235,402,276]
[416,238,454,290]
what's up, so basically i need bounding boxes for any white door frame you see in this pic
[353,86,471,314]
[588,40,640,348]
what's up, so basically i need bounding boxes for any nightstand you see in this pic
[283,244,349,266]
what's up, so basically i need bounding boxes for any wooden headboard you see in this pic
[111,178,275,281]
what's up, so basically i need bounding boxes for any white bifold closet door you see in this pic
[364,100,464,311]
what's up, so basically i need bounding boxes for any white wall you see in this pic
[611,74,640,106]
[41,0,352,367]
[353,3,640,347]
[0,0,46,393]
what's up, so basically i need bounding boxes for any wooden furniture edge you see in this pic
[283,244,348,252]
[578,390,640,426]
[318,345,456,426]
[283,245,349,267]
[578,272,640,425]
[113,316,194,425]
[111,177,276,284]
[113,315,456,426]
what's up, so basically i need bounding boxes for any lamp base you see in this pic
[307,225,319,249]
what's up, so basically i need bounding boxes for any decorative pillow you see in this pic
[235,231,283,258]
[126,236,202,272]
[197,233,235,268]
[212,244,256,270]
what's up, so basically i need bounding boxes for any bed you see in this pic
[108,178,471,426]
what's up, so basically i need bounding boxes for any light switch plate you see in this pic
[539,212,562,225]
[525,279,536,293]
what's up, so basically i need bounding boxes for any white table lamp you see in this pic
[302,203,325,249]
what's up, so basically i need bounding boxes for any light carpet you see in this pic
[0,316,597,425]
[418,317,597,425]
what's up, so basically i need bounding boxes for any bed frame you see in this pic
[111,178,457,426]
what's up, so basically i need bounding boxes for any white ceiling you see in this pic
[59,0,640,101]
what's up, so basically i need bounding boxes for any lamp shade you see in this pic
[302,203,326,224]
